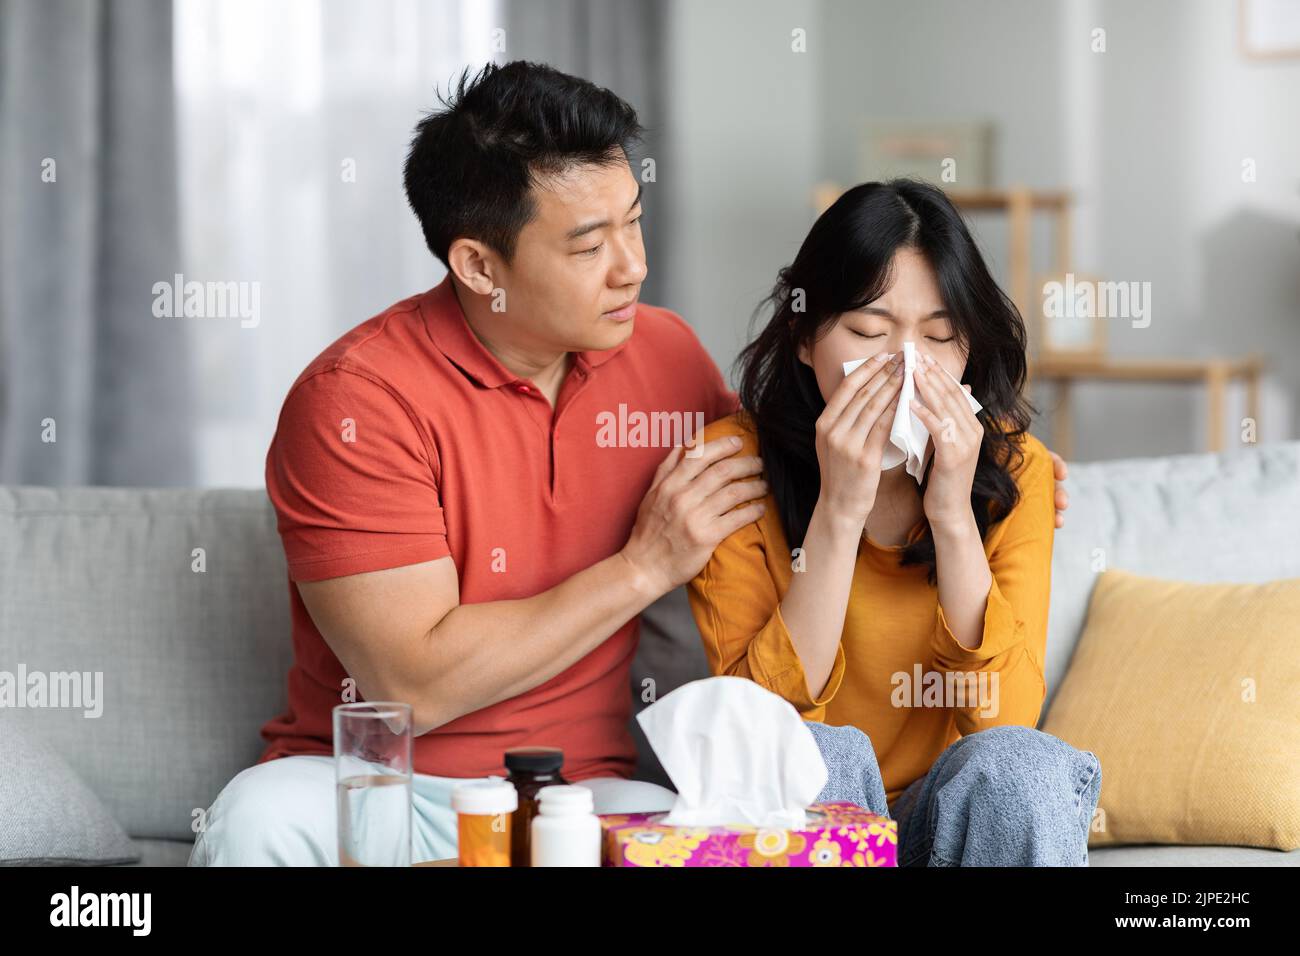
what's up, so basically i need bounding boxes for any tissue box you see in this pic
[599,802,897,867]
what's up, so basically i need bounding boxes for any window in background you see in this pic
[175,0,500,486]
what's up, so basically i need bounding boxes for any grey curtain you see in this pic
[0,0,193,486]
[504,0,671,308]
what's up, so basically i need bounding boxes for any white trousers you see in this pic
[187,755,676,866]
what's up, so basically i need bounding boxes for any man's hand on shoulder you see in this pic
[620,434,768,596]
[1047,449,1069,529]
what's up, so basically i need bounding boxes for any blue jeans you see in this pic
[812,723,1102,866]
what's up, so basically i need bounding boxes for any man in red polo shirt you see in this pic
[188,61,765,866]
[190,61,1069,866]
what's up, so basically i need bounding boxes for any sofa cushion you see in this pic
[0,722,139,865]
[119,838,195,867]
[1043,570,1300,851]
[1089,843,1300,866]
[1043,442,1300,721]
[0,486,293,841]
[632,585,708,788]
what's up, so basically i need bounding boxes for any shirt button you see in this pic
[515,384,529,393]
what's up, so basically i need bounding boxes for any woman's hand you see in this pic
[813,350,903,529]
[780,350,902,703]
[910,351,983,530]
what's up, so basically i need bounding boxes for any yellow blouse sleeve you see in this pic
[930,436,1055,736]
[687,512,847,721]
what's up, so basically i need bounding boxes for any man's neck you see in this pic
[451,278,572,406]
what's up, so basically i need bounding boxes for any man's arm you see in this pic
[296,436,767,736]
[299,552,654,736]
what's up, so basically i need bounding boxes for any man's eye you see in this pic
[627,215,642,227]
[851,329,886,339]
[577,243,602,257]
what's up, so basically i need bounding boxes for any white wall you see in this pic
[1070,0,1300,456]
[664,0,1300,458]
[661,0,822,378]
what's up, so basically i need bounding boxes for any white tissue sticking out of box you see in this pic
[842,340,983,484]
[636,675,828,828]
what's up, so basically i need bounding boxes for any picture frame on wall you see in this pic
[860,121,994,188]
[1239,0,1300,59]
[1036,271,1108,360]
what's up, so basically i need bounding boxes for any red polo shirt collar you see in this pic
[421,274,630,389]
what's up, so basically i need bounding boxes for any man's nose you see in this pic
[609,237,647,287]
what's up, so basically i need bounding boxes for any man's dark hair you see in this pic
[402,60,643,269]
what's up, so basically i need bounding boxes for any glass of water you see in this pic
[334,702,413,867]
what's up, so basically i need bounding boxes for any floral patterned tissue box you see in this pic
[599,801,897,867]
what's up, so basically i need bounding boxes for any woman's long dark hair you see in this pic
[737,179,1035,584]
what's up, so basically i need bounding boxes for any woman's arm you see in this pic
[911,353,1055,733]
[778,352,905,698]
[929,443,1055,734]
[688,353,903,715]
[777,499,870,698]
[930,514,994,650]
[910,350,995,648]
[687,506,849,720]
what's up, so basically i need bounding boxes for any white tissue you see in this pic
[636,676,828,828]
[842,340,983,484]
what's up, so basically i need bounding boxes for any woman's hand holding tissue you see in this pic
[813,350,904,530]
[771,352,903,701]
[909,351,994,651]
[910,351,983,531]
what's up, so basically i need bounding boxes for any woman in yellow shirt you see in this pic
[687,179,1101,866]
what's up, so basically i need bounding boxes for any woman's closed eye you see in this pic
[848,326,953,343]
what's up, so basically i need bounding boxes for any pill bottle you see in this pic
[451,779,517,867]
[504,746,568,868]
[530,784,601,867]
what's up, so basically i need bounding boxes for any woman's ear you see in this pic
[796,339,811,368]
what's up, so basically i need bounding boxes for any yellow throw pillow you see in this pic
[1041,569,1300,851]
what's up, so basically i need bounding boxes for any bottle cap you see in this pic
[504,746,565,774]
[536,784,594,816]
[451,779,518,815]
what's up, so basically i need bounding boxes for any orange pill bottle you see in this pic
[451,780,518,867]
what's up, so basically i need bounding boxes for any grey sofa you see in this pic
[2,440,1298,866]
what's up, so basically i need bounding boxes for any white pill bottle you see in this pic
[530,784,601,867]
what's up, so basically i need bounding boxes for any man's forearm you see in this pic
[406,550,663,734]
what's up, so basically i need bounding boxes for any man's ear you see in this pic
[447,238,498,296]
